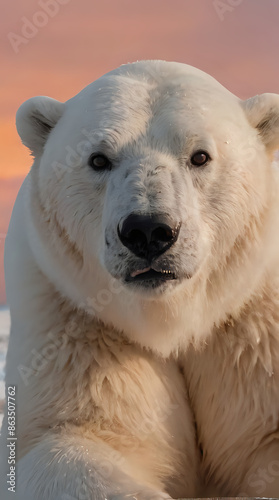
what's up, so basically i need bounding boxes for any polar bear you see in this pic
[1,60,279,499]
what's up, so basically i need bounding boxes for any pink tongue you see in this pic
[130,267,151,278]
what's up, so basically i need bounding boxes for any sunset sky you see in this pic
[1,0,279,304]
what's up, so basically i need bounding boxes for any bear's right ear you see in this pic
[241,93,279,153]
[16,96,65,156]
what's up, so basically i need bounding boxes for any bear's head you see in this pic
[16,61,279,355]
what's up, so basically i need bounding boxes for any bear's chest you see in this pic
[182,329,279,491]
[18,329,199,495]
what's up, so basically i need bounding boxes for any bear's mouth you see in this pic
[125,266,177,285]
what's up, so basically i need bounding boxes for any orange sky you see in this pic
[1,0,279,304]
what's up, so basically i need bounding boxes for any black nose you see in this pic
[117,213,181,261]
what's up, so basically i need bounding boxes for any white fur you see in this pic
[1,60,279,498]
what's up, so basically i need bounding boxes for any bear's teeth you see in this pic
[130,267,151,278]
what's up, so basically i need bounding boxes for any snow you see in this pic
[0,306,10,427]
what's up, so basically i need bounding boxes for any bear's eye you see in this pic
[88,153,112,171]
[191,150,211,167]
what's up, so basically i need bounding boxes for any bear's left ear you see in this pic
[16,96,65,156]
[241,93,279,152]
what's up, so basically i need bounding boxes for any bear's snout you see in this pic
[117,212,181,261]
